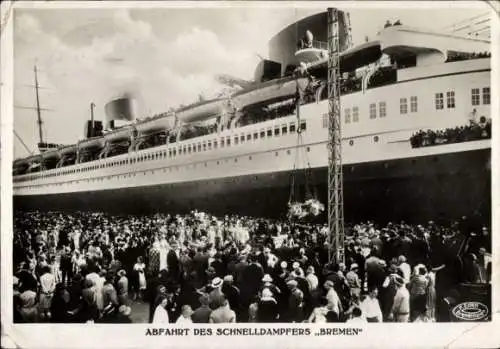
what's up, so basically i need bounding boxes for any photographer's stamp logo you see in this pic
[452,302,489,321]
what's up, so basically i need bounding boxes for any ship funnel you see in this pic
[104,96,137,129]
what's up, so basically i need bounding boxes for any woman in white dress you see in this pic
[159,237,168,272]
[152,297,169,324]
[133,256,147,301]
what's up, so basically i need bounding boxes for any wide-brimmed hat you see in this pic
[324,280,334,288]
[350,263,359,271]
[286,279,298,287]
[306,266,315,274]
[223,275,234,283]
[262,274,273,283]
[280,261,288,269]
[117,269,126,277]
[211,277,223,288]
[292,262,300,269]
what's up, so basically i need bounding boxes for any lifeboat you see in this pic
[104,125,134,142]
[41,150,60,160]
[136,113,176,134]
[78,136,106,150]
[59,144,77,156]
[176,98,228,123]
[231,76,309,110]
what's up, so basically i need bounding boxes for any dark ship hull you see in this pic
[14,147,491,225]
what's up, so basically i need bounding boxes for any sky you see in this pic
[13,3,491,159]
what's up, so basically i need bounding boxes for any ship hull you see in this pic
[14,148,491,225]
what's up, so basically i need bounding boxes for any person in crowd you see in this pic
[209,277,225,310]
[307,296,329,323]
[39,265,56,320]
[246,294,259,323]
[257,288,279,322]
[80,278,99,323]
[409,265,429,321]
[117,269,129,306]
[192,294,212,323]
[50,283,73,323]
[165,287,181,322]
[390,275,410,322]
[152,296,170,323]
[222,275,240,313]
[176,305,194,324]
[365,250,386,290]
[133,256,147,301]
[18,290,39,323]
[324,280,342,321]
[305,266,319,293]
[398,255,412,285]
[346,263,361,300]
[60,247,73,286]
[209,297,236,323]
[425,267,437,322]
[286,279,304,323]
[102,273,119,321]
[346,307,367,324]
[360,287,383,322]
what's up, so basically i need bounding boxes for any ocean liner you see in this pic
[13,12,492,224]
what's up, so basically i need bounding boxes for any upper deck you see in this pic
[13,14,491,179]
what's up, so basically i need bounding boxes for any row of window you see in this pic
[15,120,308,182]
[17,147,315,189]
[435,91,455,110]
[435,88,490,110]
[342,88,490,120]
[471,87,490,106]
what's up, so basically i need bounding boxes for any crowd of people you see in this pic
[410,118,492,148]
[13,210,491,324]
[446,51,491,63]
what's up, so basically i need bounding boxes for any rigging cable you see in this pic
[13,130,34,156]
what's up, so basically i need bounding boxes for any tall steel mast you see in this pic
[327,8,345,264]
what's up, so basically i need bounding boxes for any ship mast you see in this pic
[34,64,44,146]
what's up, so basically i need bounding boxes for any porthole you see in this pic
[234,158,238,163]
[306,147,310,152]
[287,150,291,155]
[349,140,354,146]
[249,156,252,160]
[374,136,379,142]
[275,152,279,156]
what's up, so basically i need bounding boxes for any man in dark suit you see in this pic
[167,241,181,283]
[222,275,240,315]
